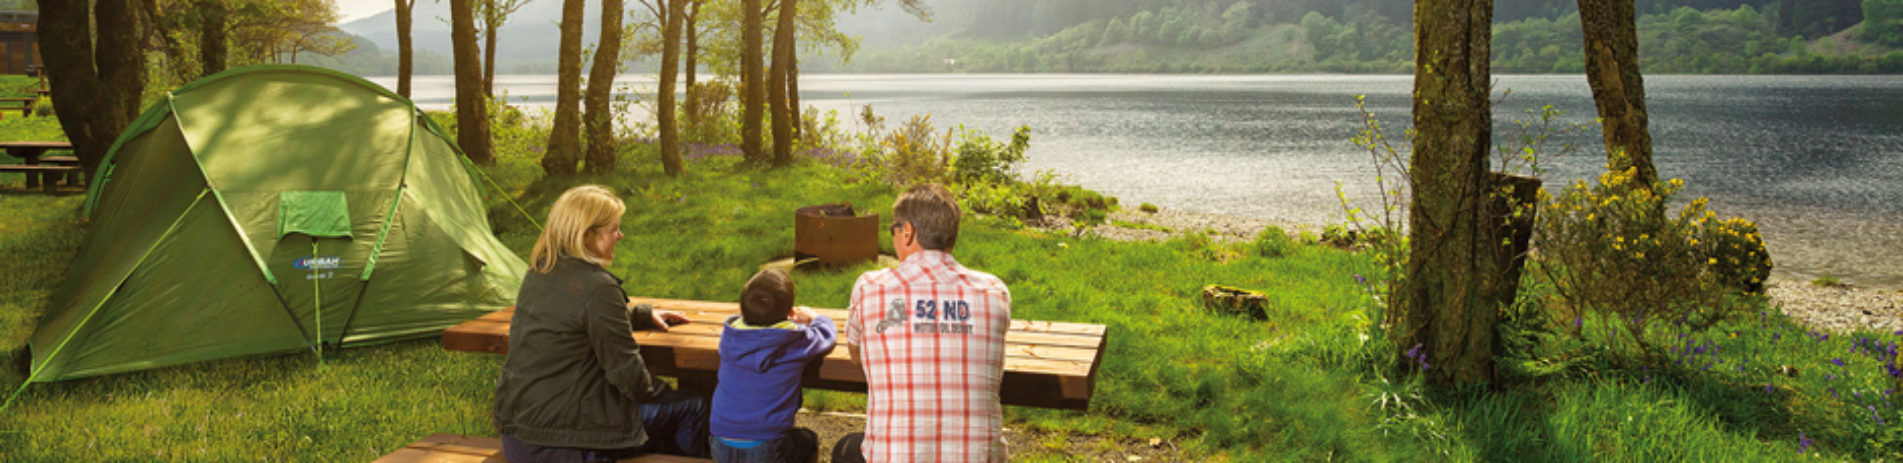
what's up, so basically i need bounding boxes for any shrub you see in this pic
[951,125,1030,185]
[1535,165,1765,353]
[1253,225,1298,258]
[31,96,51,117]
[1139,202,1159,214]
[682,80,735,144]
[865,114,953,187]
[1811,275,1845,288]
[1704,216,1772,293]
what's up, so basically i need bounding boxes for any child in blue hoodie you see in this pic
[711,268,837,463]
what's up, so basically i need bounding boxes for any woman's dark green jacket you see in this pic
[493,256,667,449]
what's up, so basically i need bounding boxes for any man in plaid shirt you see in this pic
[833,184,1011,463]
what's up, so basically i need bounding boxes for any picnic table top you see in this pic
[0,141,72,150]
[443,296,1107,410]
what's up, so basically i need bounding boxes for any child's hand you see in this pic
[790,306,817,325]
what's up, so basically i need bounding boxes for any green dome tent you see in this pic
[23,65,526,383]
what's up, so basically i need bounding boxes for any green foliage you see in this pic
[1137,202,1159,214]
[1251,225,1298,258]
[951,125,1031,185]
[865,114,953,187]
[1872,0,1903,46]
[1535,166,1766,354]
[30,96,51,118]
[1812,275,1846,287]
[1706,216,1775,293]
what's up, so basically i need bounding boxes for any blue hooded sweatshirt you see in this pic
[710,314,838,441]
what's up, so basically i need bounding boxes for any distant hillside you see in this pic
[338,0,606,74]
[830,0,1900,73]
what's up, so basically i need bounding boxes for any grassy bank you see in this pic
[1,109,1896,461]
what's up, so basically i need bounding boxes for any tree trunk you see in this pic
[1577,0,1656,186]
[39,0,144,177]
[396,0,415,98]
[657,0,685,176]
[451,0,494,163]
[582,0,624,174]
[484,10,500,97]
[199,0,229,77]
[741,0,764,162]
[544,0,586,177]
[682,0,700,138]
[768,0,798,166]
[788,48,800,140]
[1398,0,1500,387]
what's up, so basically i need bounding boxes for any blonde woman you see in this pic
[493,185,708,461]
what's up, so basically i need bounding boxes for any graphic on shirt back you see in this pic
[909,298,973,334]
[875,298,907,334]
[873,297,974,335]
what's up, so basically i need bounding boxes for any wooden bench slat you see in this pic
[0,165,78,172]
[378,434,712,463]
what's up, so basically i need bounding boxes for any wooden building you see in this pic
[0,11,38,75]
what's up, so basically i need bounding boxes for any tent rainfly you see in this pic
[23,65,525,384]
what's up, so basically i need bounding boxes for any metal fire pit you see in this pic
[794,203,880,266]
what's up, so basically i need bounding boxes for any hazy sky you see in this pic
[333,0,393,25]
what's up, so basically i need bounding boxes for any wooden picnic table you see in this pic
[0,97,35,118]
[444,297,1107,410]
[0,141,76,189]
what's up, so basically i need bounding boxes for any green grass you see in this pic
[0,114,1893,460]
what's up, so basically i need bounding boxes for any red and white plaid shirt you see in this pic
[847,250,1011,462]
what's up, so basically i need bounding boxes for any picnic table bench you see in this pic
[0,97,34,118]
[444,297,1108,410]
[0,141,80,192]
[373,433,710,463]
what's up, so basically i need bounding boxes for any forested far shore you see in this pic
[824,0,1903,74]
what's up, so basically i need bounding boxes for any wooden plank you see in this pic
[375,434,712,463]
[0,165,76,172]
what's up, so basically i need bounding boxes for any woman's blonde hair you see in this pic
[530,185,626,273]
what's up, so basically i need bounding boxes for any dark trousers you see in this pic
[710,427,818,463]
[502,389,711,462]
[830,432,866,463]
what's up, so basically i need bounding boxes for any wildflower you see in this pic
[1354,273,1366,285]
[1833,358,1845,367]
[1766,384,1774,394]
[1574,316,1583,330]
[1799,431,1812,455]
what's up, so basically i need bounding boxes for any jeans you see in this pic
[501,388,711,462]
[710,427,818,463]
[830,432,865,463]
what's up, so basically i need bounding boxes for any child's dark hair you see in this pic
[740,268,796,326]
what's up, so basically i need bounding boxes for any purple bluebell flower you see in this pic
[1766,384,1774,394]
[1832,388,1840,399]
[1833,358,1846,367]
[1827,373,1835,381]
[1575,316,1583,330]
[1354,273,1366,285]
[1703,362,1712,371]
[1799,431,1812,455]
